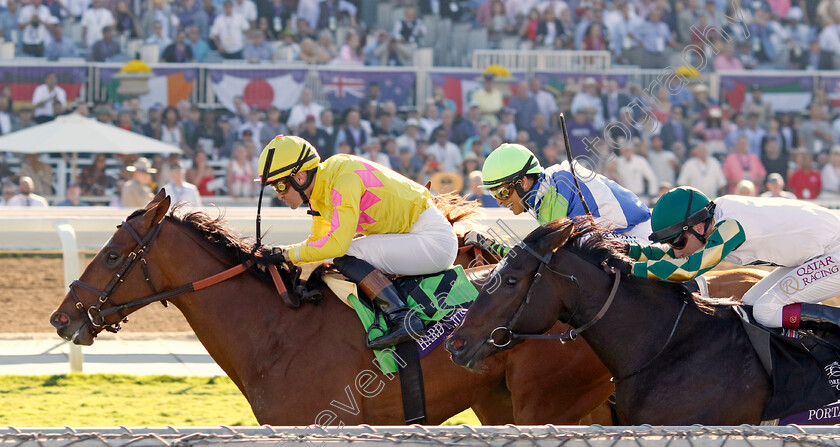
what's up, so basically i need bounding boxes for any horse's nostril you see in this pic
[51,312,69,329]
[446,337,466,353]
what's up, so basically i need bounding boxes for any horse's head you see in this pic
[446,221,576,370]
[50,190,171,345]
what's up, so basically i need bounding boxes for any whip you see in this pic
[559,112,592,216]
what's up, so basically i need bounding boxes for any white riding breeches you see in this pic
[345,206,458,276]
[742,251,840,327]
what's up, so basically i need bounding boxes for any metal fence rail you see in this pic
[473,50,612,72]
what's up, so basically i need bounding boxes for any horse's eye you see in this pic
[106,252,120,263]
[506,277,517,286]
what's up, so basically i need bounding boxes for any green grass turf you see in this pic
[0,374,481,426]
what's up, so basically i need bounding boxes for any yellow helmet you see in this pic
[256,135,321,183]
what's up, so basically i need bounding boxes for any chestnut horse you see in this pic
[446,220,827,425]
[49,192,612,425]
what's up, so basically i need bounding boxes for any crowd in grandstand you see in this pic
[2,67,840,209]
[3,0,840,208]
[0,0,838,68]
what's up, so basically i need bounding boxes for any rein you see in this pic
[69,217,252,334]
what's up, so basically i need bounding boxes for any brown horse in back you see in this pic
[49,192,614,425]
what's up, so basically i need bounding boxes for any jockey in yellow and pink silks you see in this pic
[256,135,458,349]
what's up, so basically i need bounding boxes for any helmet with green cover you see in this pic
[480,143,542,189]
[649,186,715,244]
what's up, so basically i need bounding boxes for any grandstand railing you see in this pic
[473,50,612,72]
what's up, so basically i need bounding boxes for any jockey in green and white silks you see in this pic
[615,186,840,333]
[464,143,652,258]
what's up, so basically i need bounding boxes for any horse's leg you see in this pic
[505,323,614,424]
[470,379,515,425]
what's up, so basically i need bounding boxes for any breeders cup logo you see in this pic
[795,256,839,287]
[825,361,840,391]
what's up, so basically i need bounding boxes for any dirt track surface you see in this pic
[0,256,192,333]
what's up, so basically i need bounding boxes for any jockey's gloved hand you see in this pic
[259,246,290,263]
[464,229,494,250]
[601,257,632,276]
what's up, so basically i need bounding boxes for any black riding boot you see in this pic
[796,303,840,335]
[333,256,426,349]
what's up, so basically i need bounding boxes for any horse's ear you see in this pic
[424,181,432,191]
[538,223,574,255]
[146,189,167,209]
[149,195,171,225]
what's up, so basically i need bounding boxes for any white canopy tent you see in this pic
[0,113,182,199]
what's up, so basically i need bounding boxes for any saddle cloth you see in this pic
[323,265,478,373]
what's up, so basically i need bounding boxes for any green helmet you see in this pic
[480,143,542,189]
[649,186,714,242]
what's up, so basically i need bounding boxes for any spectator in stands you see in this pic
[395,118,421,157]
[12,104,35,132]
[260,106,287,145]
[760,138,788,181]
[18,0,58,57]
[114,0,140,38]
[464,170,499,208]
[449,105,475,146]
[32,72,66,124]
[427,127,463,173]
[225,143,254,198]
[188,151,216,196]
[318,109,337,150]
[0,1,20,46]
[316,29,338,59]
[600,78,629,123]
[528,77,558,124]
[297,37,328,64]
[736,40,759,69]
[233,0,257,27]
[394,147,420,182]
[161,106,190,155]
[394,7,426,46]
[508,80,539,131]
[335,29,363,65]
[0,182,16,206]
[141,0,179,40]
[498,107,517,141]
[243,29,274,63]
[800,103,832,154]
[564,108,597,159]
[419,102,441,140]
[742,87,773,123]
[374,36,412,66]
[334,108,368,154]
[121,158,156,208]
[163,163,202,205]
[723,136,767,194]
[216,115,238,158]
[676,143,726,199]
[616,141,658,198]
[360,139,391,168]
[659,105,689,151]
[0,97,11,136]
[56,182,90,206]
[7,176,49,207]
[821,146,840,197]
[473,74,504,127]
[294,114,328,156]
[81,0,114,49]
[91,26,123,61]
[211,0,249,59]
[194,111,223,157]
[287,87,323,131]
[94,104,113,124]
[18,153,54,196]
[647,134,678,187]
[571,77,605,130]
[176,0,207,38]
[761,173,797,199]
[363,28,388,65]
[238,107,265,148]
[632,7,675,68]
[142,105,163,140]
[734,179,757,196]
[789,149,822,199]
[463,119,493,157]
[145,20,173,55]
[161,30,194,62]
[713,43,744,71]
[45,26,79,60]
[80,153,114,196]
[185,25,210,62]
[528,112,551,152]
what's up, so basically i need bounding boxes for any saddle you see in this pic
[734,305,840,422]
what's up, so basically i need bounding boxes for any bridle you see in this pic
[486,239,688,383]
[68,217,251,335]
[488,242,621,348]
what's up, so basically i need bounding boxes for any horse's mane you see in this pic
[164,205,275,283]
[431,192,482,226]
[526,217,736,315]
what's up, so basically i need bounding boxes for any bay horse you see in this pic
[447,219,788,425]
[49,192,612,425]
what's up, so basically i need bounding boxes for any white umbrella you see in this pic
[0,113,182,154]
